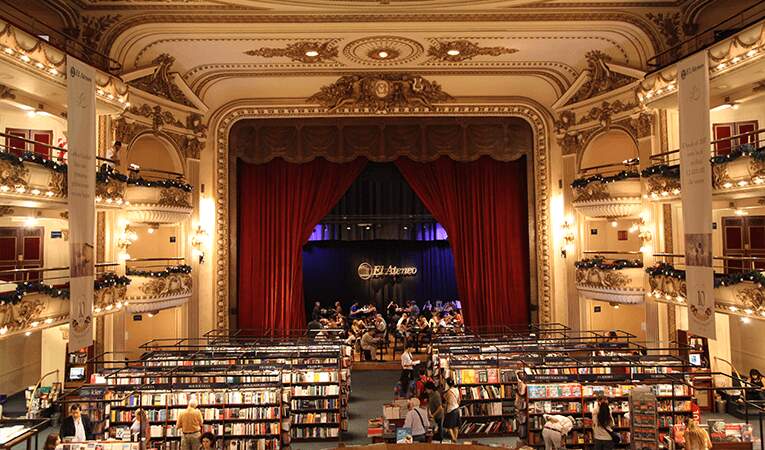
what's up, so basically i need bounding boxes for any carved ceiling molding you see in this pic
[128,53,195,107]
[127,104,185,129]
[342,36,424,66]
[65,13,121,51]
[209,98,554,330]
[427,40,519,62]
[566,50,637,104]
[645,11,686,50]
[0,84,16,100]
[99,12,662,59]
[115,116,204,160]
[307,73,454,113]
[244,41,340,64]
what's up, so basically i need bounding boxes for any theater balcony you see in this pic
[647,254,765,322]
[124,257,192,314]
[643,129,765,202]
[0,263,128,338]
[575,251,645,305]
[571,160,642,219]
[124,169,193,224]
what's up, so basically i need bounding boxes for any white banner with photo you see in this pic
[678,51,715,339]
[66,56,96,350]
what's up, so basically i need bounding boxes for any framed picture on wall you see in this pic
[618,230,628,240]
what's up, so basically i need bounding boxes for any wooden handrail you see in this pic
[582,250,642,255]
[0,132,117,163]
[650,128,765,161]
[0,262,119,275]
[653,253,765,261]
[126,257,185,262]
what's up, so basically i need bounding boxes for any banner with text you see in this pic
[67,56,96,350]
[678,51,715,339]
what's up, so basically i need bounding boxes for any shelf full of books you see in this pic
[525,381,693,448]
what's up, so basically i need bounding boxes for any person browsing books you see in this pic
[425,382,444,442]
[592,395,616,450]
[443,377,461,443]
[403,397,430,442]
[542,414,574,450]
[176,397,204,450]
[684,419,712,450]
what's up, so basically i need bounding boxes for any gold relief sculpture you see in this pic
[128,104,185,130]
[573,182,610,203]
[138,274,192,298]
[578,100,638,127]
[575,268,630,290]
[244,41,338,64]
[749,157,765,179]
[307,73,453,112]
[48,171,67,197]
[645,175,680,196]
[631,112,655,138]
[554,110,576,134]
[0,84,16,100]
[114,118,147,145]
[96,177,126,203]
[427,40,518,62]
[0,206,14,217]
[0,160,29,191]
[0,298,45,333]
[159,187,192,208]
[736,286,765,312]
[712,163,732,189]
[128,53,195,107]
[95,285,128,310]
[568,51,635,104]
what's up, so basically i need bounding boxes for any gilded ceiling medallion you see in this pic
[427,40,518,62]
[343,36,424,66]
[307,73,453,112]
[244,41,338,64]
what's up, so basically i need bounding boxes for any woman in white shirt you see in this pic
[592,396,615,450]
[443,378,461,443]
[542,414,575,450]
[403,397,430,442]
[400,345,415,395]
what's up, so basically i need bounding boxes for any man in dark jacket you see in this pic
[60,404,94,441]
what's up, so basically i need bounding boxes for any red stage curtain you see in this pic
[237,158,366,334]
[395,156,530,328]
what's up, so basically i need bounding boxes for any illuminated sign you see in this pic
[357,262,417,280]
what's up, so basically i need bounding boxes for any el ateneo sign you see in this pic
[678,51,715,339]
[357,262,417,280]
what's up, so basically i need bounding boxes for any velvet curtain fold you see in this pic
[237,158,367,334]
[395,156,530,328]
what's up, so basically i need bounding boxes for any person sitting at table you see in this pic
[360,329,382,360]
[374,314,387,333]
[437,312,450,333]
[422,300,433,314]
[453,310,464,328]
[407,300,420,316]
[403,397,430,442]
[749,368,764,400]
[334,300,343,317]
[60,403,94,441]
[428,313,439,330]
[349,301,361,319]
[397,312,410,341]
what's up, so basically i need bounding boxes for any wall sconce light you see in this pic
[191,225,209,264]
[560,216,575,258]
[636,211,653,255]
[116,224,138,261]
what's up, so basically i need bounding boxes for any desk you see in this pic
[0,418,51,450]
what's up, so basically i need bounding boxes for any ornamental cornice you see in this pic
[208,97,554,330]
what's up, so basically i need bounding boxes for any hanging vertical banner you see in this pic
[678,51,715,339]
[67,56,96,350]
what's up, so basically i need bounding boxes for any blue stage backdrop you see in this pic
[302,240,458,314]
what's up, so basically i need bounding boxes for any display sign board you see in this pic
[678,51,715,339]
[66,56,96,350]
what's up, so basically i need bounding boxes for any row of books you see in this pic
[150,438,280,450]
[112,406,282,423]
[459,385,512,400]
[290,399,339,410]
[291,413,340,424]
[291,427,340,439]
[528,400,582,414]
[451,368,515,384]
[460,402,504,417]
[119,390,282,407]
[292,385,339,396]
[170,423,281,437]
[458,420,507,435]
[282,371,337,383]
[528,383,692,400]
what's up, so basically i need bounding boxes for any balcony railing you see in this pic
[644,128,765,198]
[571,159,642,218]
[647,0,765,71]
[124,257,192,312]
[575,251,645,304]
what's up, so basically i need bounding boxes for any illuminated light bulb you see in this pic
[613,304,620,309]
[671,188,681,195]
[651,192,659,199]
[0,185,9,192]
[729,305,739,312]
[0,326,7,335]
[732,56,741,64]
[34,62,44,69]
[148,227,155,234]
[760,311,765,317]
[30,321,39,327]
[747,49,757,57]
[116,302,123,308]
[304,50,319,57]
[95,196,102,202]
[24,331,32,337]
[741,317,751,324]
[105,304,113,311]
[125,102,130,108]
[15,186,25,193]
[645,91,654,99]
[754,177,764,185]
[30,189,40,195]
[629,224,638,233]
[24,217,37,227]
[44,318,53,324]
[124,201,130,205]
[147,312,154,318]
[115,198,123,205]
[717,62,726,70]
[94,307,102,313]
[735,209,748,216]
[377,51,389,58]
[96,88,104,95]
[45,191,54,197]
[49,67,58,75]
[447,49,461,56]
[723,182,733,189]
[19,53,30,62]
[610,220,618,228]
[107,93,114,100]
[661,191,669,197]
[123,301,129,306]
[745,309,753,315]
[737,180,749,186]
[3,47,13,55]
[106,198,113,204]
[656,88,664,95]
[642,194,649,199]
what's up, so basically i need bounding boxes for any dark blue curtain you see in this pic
[302,240,458,314]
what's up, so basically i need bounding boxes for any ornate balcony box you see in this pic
[575,258,645,304]
[124,183,193,224]
[0,153,66,206]
[647,263,765,321]
[125,265,193,313]
[571,172,642,218]
[0,275,129,338]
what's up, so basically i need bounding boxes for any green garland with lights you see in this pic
[575,258,643,270]
[98,166,193,192]
[0,273,131,305]
[126,264,192,278]
[645,262,765,288]
[571,170,640,189]
[640,143,765,180]
[0,150,67,173]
